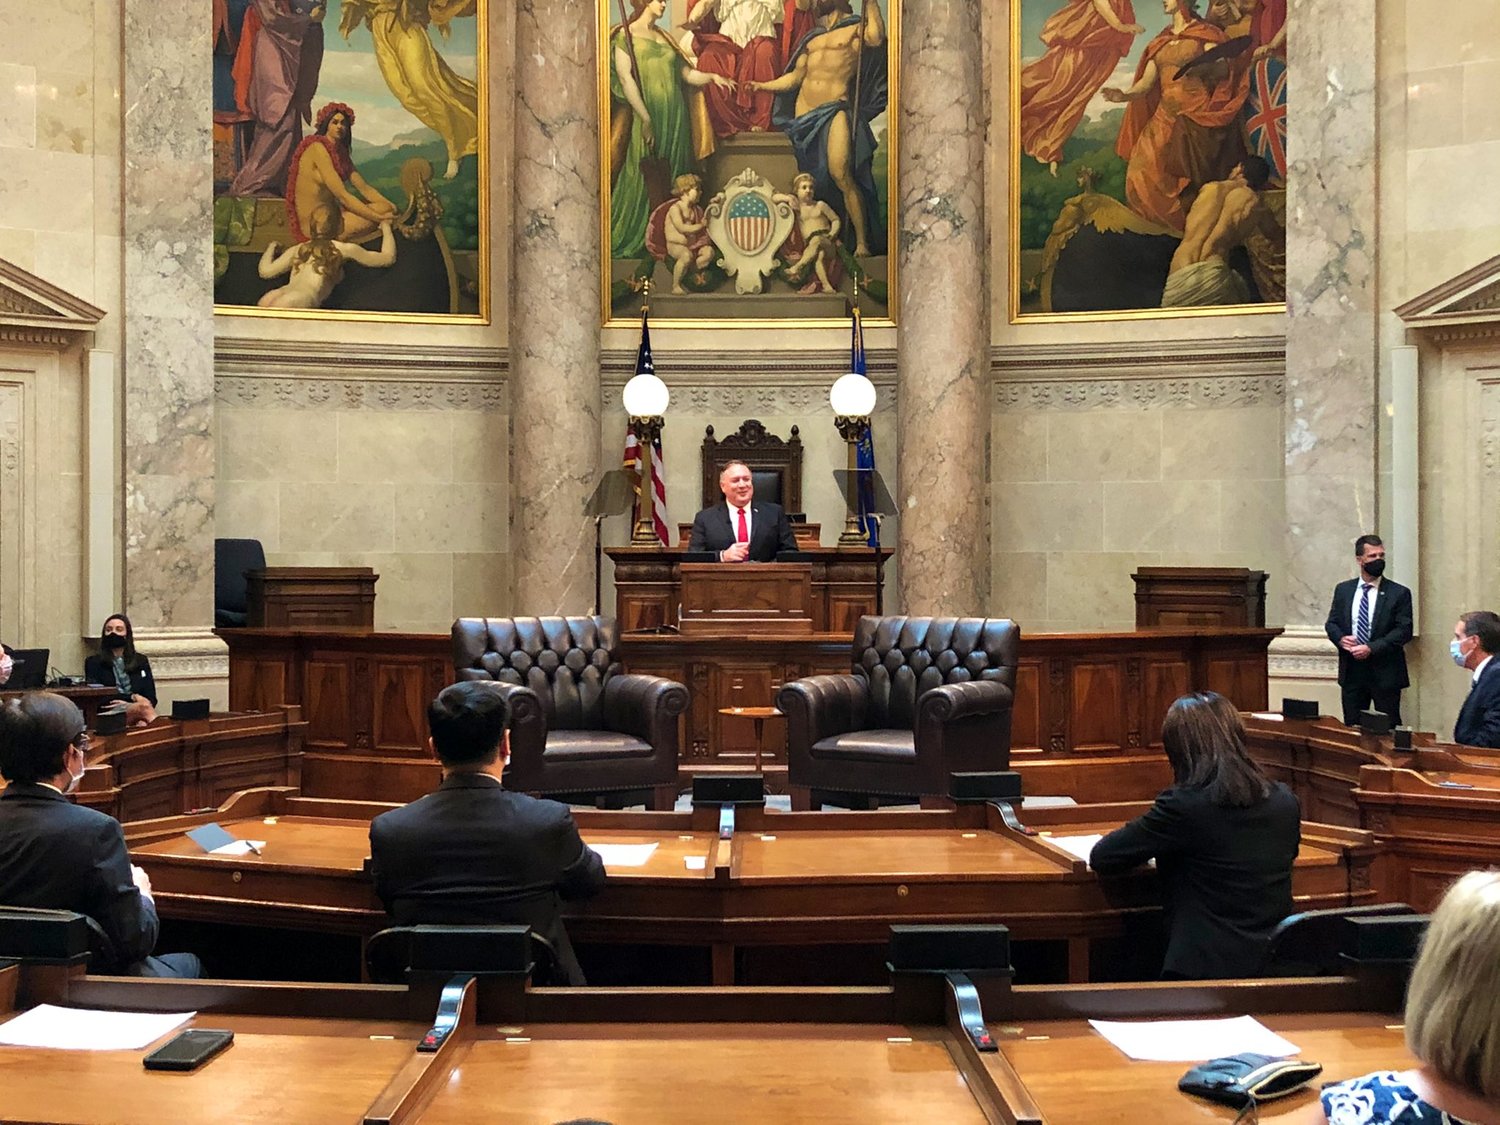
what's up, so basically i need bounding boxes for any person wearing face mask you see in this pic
[0,693,200,976]
[1451,611,1500,749]
[0,645,12,687]
[83,613,158,724]
[1324,534,1414,726]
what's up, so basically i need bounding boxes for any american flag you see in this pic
[623,306,669,546]
[1245,56,1287,179]
[726,191,774,254]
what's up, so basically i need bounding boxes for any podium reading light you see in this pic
[623,371,670,545]
[829,371,877,546]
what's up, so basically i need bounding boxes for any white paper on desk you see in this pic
[1250,712,1285,722]
[1088,1015,1299,1062]
[1045,834,1104,865]
[209,839,266,856]
[0,1004,194,1051]
[590,842,659,868]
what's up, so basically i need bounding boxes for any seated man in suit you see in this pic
[688,459,798,562]
[1452,610,1500,748]
[0,693,201,977]
[368,681,607,985]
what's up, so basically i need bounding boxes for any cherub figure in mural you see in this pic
[609,0,733,260]
[685,0,784,136]
[1250,0,1286,60]
[653,173,716,294]
[286,102,398,243]
[257,204,397,308]
[1018,1,1143,176]
[1102,0,1252,233]
[747,0,887,258]
[337,0,479,179]
[1161,155,1280,307]
[772,172,841,292]
[227,0,327,196]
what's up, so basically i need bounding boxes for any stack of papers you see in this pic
[590,842,659,868]
[0,1005,195,1051]
[1088,1015,1300,1062]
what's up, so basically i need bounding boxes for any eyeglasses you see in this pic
[72,731,89,755]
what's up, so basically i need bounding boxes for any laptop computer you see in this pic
[6,649,49,690]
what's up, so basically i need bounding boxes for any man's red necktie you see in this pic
[736,507,748,543]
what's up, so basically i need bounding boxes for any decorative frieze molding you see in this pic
[0,257,106,339]
[1267,628,1339,681]
[132,627,228,683]
[995,373,1285,411]
[215,338,508,412]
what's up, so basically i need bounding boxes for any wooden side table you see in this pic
[717,706,783,774]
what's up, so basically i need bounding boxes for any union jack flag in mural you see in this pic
[1244,56,1288,180]
[725,192,774,255]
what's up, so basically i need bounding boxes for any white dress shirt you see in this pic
[1349,577,1382,637]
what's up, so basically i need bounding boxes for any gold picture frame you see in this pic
[1008,0,1287,323]
[597,0,899,329]
[212,0,490,324]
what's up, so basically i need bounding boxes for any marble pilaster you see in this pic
[1281,0,1379,628]
[508,0,601,614]
[120,0,216,626]
[896,0,990,615]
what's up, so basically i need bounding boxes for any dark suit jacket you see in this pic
[0,783,159,971]
[83,653,158,705]
[368,773,606,984]
[687,501,798,562]
[1454,659,1500,748]
[1090,782,1301,979]
[1324,578,1414,691]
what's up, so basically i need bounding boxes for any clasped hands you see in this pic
[719,542,750,563]
[1339,636,1372,660]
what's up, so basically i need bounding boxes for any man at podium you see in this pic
[689,460,798,562]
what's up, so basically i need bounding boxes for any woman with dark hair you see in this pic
[1090,690,1300,979]
[83,614,158,723]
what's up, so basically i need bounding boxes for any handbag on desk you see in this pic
[1179,1052,1324,1121]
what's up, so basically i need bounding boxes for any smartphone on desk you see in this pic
[143,1028,234,1071]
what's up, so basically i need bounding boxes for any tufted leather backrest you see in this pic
[852,616,1020,730]
[452,617,621,730]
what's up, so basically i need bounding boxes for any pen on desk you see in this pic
[245,841,263,855]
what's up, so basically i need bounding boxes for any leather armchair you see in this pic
[452,616,688,810]
[778,616,1019,809]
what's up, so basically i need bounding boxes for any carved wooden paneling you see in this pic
[371,660,431,757]
[1142,659,1191,750]
[713,664,778,758]
[1070,661,1124,753]
[1205,656,1268,710]
[1010,660,1045,755]
[303,660,352,750]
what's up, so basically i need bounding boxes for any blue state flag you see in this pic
[851,307,879,547]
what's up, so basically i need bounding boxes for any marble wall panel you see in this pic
[217,397,514,633]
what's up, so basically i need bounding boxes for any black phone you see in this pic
[143,1028,234,1071]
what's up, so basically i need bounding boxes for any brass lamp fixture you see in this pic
[829,371,877,546]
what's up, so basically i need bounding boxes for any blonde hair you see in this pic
[673,173,703,197]
[1405,870,1500,1099]
[792,173,815,192]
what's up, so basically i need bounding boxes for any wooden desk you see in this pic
[248,565,379,627]
[994,1010,1410,1123]
[1245,714,1500,908]
[68,708,306,823]
[1,684,117,727]
[0,961,1409,1123]
[219,627,1278,798]
[608,543,891,634]
[125,789,1376,986]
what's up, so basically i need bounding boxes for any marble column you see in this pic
[1281,0,1379,630]
[896,0,991,616]
[121,0,216,626]
[509,0,602,614]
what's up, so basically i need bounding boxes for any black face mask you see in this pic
[1363,558,1386,578]
[102,634,127,651]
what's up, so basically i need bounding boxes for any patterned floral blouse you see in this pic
[1321,1072,1476,1124]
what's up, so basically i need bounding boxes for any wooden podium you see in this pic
[247,567,379,628]
[678,563,813,636]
